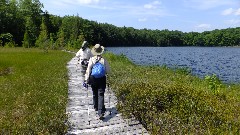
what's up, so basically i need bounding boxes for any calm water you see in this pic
[107,47,240,84]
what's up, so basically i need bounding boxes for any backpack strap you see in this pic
[95,56,102,64]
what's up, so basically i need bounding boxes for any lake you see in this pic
[106,47,240,84]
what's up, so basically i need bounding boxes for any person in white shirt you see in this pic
[84,44,110,120]
[76,41,93,67]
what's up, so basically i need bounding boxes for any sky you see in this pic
[41,0,240,32]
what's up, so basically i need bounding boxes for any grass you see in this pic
[0,47,73,134]
[104,52,240,135]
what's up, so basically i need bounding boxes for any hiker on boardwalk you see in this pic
[84,44,110,120]
[76,41,93,68]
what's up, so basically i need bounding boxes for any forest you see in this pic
[1,0,240,49]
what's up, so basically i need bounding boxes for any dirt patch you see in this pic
[0,67,13,76]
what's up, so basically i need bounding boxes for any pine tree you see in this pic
[22,30,30,48]
[55,29,65,50]
[22,17,37,47]
[36,16,49,49]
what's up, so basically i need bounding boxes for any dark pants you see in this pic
[90,76,106,116]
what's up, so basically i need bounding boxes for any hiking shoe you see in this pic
[99,114,105,120]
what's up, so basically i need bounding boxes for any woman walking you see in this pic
[84,44,110,120]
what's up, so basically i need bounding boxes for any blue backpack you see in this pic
[91,59,105,78]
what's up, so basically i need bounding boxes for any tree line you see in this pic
[1,0,240,49]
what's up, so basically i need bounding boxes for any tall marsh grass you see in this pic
[104,52,240,134]
[0,48,73,134]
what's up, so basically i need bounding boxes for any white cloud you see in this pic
[184,0,235,10]
[221,8,240,16]
[50,1,69,7]
[111,1,172,19]
[194,23,212,32]
[76,0,100,5]
[138,18,147,22]
[50,0,101,7]
[235,8,240,15]
[225,19,240,24]
[222,8,234,15]
[139,0,172,19]
[144,1,162,9]
[144,4,154,9]
[196,24,211,28]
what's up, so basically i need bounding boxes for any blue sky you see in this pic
[41,0,240,32]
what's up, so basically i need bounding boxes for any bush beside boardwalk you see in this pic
[104,53,240,134]
[0,48,73,134]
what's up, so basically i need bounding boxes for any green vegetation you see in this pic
[0,48,73,134]
[104,53,240,135]
[1,0,240,48]
[205,74,223,94]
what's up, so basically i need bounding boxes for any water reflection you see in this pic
[107,47,240,84]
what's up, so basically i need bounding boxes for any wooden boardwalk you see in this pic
[66,56,149,135]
